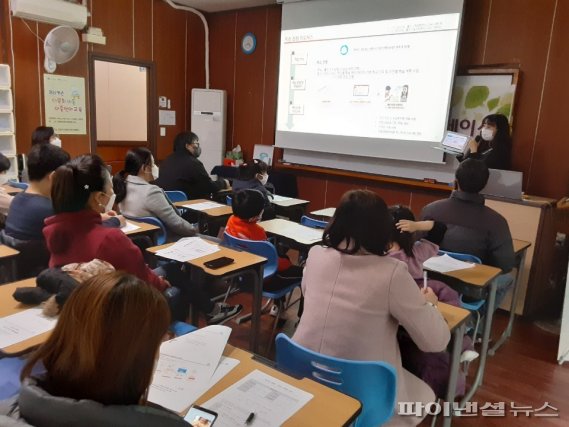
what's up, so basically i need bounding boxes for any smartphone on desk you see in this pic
[204,256,234,269]
[184,405,218,426]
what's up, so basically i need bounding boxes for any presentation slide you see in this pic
[276,13,460,144]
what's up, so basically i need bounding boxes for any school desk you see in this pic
[310,207,336,218]
[259,218,323,249]
[147,240,267,353]
[271,196,310,222]
[123,220,160,242]
[0,244,19,283]
[174,199,232,236]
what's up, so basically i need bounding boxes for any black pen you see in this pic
[245,412,255,425]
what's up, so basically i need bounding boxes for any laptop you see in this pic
[440,131,470,155]
[481,169,523,200]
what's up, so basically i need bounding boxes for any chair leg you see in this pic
[472,311,481,344]
[266,300,283,355]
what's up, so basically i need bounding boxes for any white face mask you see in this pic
[481,128,495,141]
[151,164,159,180]
[104,193,116,212]
[258,173,269,186]
[50,137,62,147]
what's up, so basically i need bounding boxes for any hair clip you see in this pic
[84,184,89,190]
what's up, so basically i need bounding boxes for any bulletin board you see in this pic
[44,74,87,135]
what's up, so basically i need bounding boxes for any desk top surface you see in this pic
[271,196,310,208]
[194,345,361,426]
[512,238,531,254]
[0,278,50,354]
[174,199,233,217]
[259,219,323,246]
[438,302,470,331]
[426,263,502,288]
[310,207,336,217]
[124,220,160,236]
[0,244,19,258]
[1,185,23,195]
[148,240,266,277]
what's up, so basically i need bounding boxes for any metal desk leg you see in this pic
[250,265,264,355]
[443,322,466,427]
[459,280,497,406]
[489,250,527,355]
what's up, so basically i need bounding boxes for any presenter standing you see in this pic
[463,113,512,170]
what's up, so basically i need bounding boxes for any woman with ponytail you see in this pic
[44,154,242,324]
[113,148,196,238]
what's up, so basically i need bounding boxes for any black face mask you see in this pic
[193,145,202,158]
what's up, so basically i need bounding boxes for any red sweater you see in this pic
[225,215,291,271]
[43,209,167,292]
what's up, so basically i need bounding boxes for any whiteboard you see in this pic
[558,259,569,364]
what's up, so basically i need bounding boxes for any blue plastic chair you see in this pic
[438,250,485,338]
[164,190,187,203]
[123,215,167,245]
[275,333,397,427]
[300,215,328,229]
[223,232,301,353]
[226,195,232,206]
[169,321,198,336]
[7,181,28,190]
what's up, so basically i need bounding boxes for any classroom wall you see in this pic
[0,0,201,171]
[191,0,569,202]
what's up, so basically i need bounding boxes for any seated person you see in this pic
[31,126,61,147]
[0,153,13,216]
[225,189,302,291]
[232,159,275,220]
[1,145,71,277]
[113,147,197,239]
[421,159,515,313]
[154,131,229,200]
[293,189,450,426]
[0,272,188,427]
[43,154,241,324]
[388,205,477,398]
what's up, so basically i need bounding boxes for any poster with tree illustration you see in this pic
[448,68,518,138]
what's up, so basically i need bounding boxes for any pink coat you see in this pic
[293,246,450,426]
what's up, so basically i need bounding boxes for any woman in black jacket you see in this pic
[464,113,512,170]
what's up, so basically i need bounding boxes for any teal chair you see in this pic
[164,190,187,203]
[123,215,167,245]
[275,333,397,426]
[223,232,301,353]
[300,215,328,229]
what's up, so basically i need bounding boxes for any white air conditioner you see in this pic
[11,0,88,30]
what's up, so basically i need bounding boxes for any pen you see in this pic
[423,271,428,290]
[245,412,255,425]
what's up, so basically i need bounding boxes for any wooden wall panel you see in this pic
[457,0,491,67]
[483,0,556,192]
[297,176,327,211]
[530,1,569,199]
[233,8,268,158]
[153,1,188,161]
[208,12,237,151]
[261,7,281,148]
[186,13,206,131]
[91,0,134,57]
[134,0,153,61]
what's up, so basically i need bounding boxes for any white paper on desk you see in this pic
[271,195,292,202]
[203,369,313,427]
[155,237,220,262]
[423,254,476,273]
[0,308,57,349]
[183,202,226,211]
[120,221,140,234]
[288,226,323,244]
[148,325,231,413]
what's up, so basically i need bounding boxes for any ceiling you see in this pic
[170,0,277,13]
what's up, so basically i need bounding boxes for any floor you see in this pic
[207,288,569,426]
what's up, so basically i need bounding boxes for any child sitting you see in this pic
[225,189,302,291]
[388,205,478,398]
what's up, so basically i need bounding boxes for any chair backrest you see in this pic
[222,231,277,279]
[226,195,232,206]
[123,215,167,245]
[164,190,187,203]
[438,250,482,264]
[7,181,28,190]
[275,333,397,427]
[300,215,328,229]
